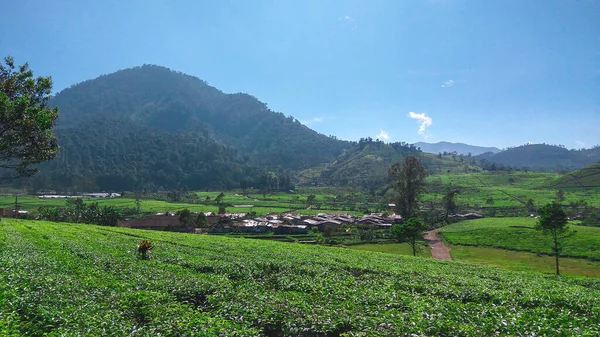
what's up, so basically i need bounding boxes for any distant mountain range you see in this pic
[414,142,501,156]
[476,144,600,172]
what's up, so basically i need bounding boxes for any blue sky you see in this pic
[2,0,599,149]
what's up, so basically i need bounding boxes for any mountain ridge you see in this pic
[414,141,501,156]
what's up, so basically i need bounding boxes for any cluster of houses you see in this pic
[118,211,404,234]
[38,193,122,199]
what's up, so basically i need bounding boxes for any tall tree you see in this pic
[390,218,428,256]
[443,188,460,222]
[177,208,193,226]
[555,189,565,203]
[388,156,429,218]
[0,56,59,180]
[536,202,573,275]
[195,212,210,228]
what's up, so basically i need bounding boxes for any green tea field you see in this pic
[438,217,600,260]
[425,171,600,208]
[1,219,599,336]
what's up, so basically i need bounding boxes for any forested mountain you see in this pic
[300,138,484,189]
[476,144,600,172]
[414,141,500,156]
[30,65,350,191]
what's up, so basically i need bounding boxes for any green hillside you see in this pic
[555,162,600,189]
[300,138,483,188]
[1,219,599,336]
[424,171,600,208]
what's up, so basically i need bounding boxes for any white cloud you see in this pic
[576,141,586,148]
[441,79,454,88]
[408,112,433,137]
[343,15,353,22]
[377,130,390,140]
[300,117,324,125]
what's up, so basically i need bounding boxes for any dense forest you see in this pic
[24,65,350,191]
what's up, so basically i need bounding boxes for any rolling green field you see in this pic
[2,219,599,335]
[0,189,376,217]
[438,217,600,260]
[425,171,600,208]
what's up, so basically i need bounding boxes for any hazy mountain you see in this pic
[34,65,350,191]
[476,144,600,172]
[414,141,501,156]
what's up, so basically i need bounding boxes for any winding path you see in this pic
[424,229,452,260]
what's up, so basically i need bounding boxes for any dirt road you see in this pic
[424,229,451,260]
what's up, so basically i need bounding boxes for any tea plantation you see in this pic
[1,219,599,336]
[438,218,600,260]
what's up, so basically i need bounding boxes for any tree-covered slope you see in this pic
[1,219,599,336]
[300,138,483,188]
[42,118,252,191]
[476,144,600,172]
[41,65,350,191]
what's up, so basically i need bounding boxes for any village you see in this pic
[118,211,405,234]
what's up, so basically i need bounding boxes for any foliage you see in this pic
[391,218,429,256]
[583,210,600,227]
[37,199,121,226]
[177,208,193,226]
[389,156,429,218]
[442,188,460,221]
[555,189,565,202]
[136,240,154,260]
[0,56,59,180]
[195,212,210,228]
[1,219,599,336]
[536,202,573,275]
[39,65,349,191]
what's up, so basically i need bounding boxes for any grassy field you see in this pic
[438,217,600,260]
[425,171,600,208]
[448,245,600,278]
[1,219,599,335]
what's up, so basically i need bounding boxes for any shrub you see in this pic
[137,240,154,260]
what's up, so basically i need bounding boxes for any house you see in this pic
[317,220,342,232]
[118,213,184,230]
